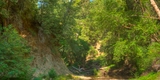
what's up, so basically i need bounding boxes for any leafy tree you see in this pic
[0,25,31,79]
[84,0,160,75]
[59,0,93,66]
[60,38,90,66]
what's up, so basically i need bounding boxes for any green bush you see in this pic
[60,39,90,66]
[93,68,99,76]
[0,25,31,79]
[33,77,42,80]
[54,75,73,80]
[103,19,160,75]
[94,55,108,66]
[48,69,57,79]
[136,72,160,80]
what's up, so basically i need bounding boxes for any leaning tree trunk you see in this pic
[150,0,160,19]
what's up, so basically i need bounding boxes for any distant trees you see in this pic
[82,0,160,75]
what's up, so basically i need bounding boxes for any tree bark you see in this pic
[150,0,160,19]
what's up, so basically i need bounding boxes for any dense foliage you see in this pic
[85,0,160,75]
[1,0,160,79]
[0,26,31,79]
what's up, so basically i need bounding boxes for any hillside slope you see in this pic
[13,15,71,77]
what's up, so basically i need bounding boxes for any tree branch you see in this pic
[150,0,160,19]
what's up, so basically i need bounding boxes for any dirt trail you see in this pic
[70,66,132,80]
[76,75,129,80]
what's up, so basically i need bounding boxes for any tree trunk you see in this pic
[150,0,160,19]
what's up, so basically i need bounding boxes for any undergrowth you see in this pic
[135,72,160,80]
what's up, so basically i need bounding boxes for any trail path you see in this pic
[70,66,131,80]
[76,75,128,80]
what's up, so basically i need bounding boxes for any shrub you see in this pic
[54,75,73,80]
[0,25,31,79]
[136,72,160,80]
[33,77,42,80]
[93,68,99,76]
[48,69,57,79]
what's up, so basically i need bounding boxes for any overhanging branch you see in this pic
[150,0,160,19]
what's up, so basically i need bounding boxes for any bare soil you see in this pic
[19,29,71,77]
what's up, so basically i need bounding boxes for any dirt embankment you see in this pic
[12,15,71,77]
[25,32,71,77]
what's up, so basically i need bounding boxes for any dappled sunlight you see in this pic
[20,34,27,38]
